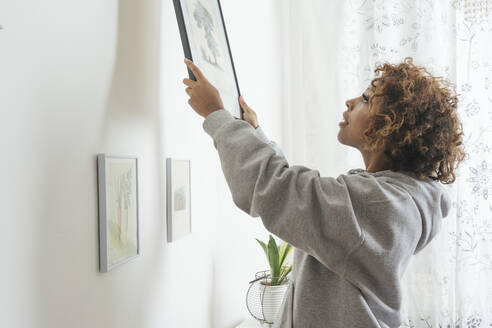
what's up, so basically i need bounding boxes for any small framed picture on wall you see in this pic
[97,154,140,272]
[166,158,192,242]
[173,0,242,119]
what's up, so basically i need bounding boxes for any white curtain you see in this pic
[279,0,492,326]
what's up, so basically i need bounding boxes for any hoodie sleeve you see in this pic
[203,109,366,275]
[253,125,285,157]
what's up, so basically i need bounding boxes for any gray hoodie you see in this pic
[203,109,451,328]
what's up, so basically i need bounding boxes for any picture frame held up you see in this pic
[173,0,243,119]
[97,154,140,272]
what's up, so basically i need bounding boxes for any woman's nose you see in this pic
[345,99,351,109]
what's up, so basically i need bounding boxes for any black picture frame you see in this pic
[173,0,243,119]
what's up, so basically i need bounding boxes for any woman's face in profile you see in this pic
[337,83,378,151]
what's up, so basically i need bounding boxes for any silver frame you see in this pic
[166,158,192,242]
[97,154,140,272]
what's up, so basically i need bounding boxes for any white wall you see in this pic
[161,0,284,327]
[1,0,283,327]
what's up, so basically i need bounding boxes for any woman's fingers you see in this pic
[239,96,251,111]
[239,96,258,128]
[185,87,192,96]
[185,58,205,81]
[183,78,196,88]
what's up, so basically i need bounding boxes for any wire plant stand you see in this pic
[246,270,291,327]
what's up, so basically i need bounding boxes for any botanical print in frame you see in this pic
[166,158,192,242]
[173,0,242,119]
[97,154,140,272]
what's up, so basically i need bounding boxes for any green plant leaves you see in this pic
[267,235,280,284]
[279,242,293,268]
[256,235,293,286]
[278,264,292,285]
[255,238,268,258]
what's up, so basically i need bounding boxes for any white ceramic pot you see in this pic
[258,282,289,324]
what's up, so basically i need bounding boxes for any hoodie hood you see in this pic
[405,175,452,254]
[348,168,452,254]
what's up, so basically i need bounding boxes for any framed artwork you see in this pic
[97,154,140,272]
[173,0,243,119]
[166,158,192,242]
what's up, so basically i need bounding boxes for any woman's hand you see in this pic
[183,59,224,118]
[240,96,259,129]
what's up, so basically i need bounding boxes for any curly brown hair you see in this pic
[362,57,467,184]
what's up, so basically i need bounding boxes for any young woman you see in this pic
[182,57,466,328]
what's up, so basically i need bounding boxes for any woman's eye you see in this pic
[362,94,369,103]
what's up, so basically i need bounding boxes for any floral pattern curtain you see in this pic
[280,0,492,326]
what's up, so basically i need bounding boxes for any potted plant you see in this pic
[254,235,293,325]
